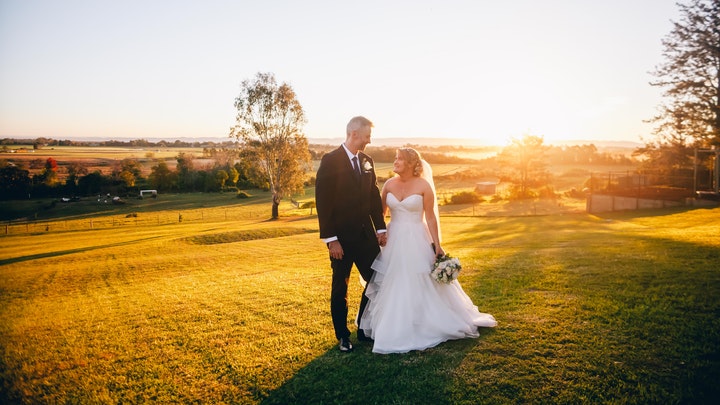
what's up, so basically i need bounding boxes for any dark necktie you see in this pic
[352,156,361,179]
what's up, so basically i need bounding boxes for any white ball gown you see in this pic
[359,193,497,354]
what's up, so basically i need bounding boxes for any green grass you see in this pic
[0,191,277,222]
[1,198,719,404]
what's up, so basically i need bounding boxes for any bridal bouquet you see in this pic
[431,254,461,284]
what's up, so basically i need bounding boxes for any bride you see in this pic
[359,147,496,354]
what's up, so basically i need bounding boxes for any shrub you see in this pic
[449,191,482,204]
[236,179,254,189]
[537,186,558,199]
[503,184,538,200]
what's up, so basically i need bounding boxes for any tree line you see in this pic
[0,152,259,201]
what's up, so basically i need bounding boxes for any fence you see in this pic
[585,169,720,213]
[3,206,269,236]
[587,170,697,201]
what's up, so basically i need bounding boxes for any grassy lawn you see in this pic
[0,191,284,223]
[0,197,718,404]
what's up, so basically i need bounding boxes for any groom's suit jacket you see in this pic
[315,146,386,244]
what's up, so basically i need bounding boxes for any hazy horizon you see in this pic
[0,134,643,149]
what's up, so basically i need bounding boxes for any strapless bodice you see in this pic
[386,193,424,223]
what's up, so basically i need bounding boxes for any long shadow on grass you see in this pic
[0,236,164,266]
[260,332,493,404]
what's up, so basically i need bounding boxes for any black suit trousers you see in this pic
[330,237,380,340]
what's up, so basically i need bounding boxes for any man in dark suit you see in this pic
[315,116,387,353]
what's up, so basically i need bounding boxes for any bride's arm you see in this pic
[380,180,390,217]
[422,182,444,257]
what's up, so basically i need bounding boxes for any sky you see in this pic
[0,0,682,146]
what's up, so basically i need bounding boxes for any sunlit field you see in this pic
[2,146,214,180]
[1,193,718,403]
[5,145,202,160]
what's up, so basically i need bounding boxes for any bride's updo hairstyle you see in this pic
[398,147,423,177]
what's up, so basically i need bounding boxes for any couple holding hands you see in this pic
[315,116,496,354]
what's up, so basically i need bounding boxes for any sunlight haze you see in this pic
[0,0,680,145]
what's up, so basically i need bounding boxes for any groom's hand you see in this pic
[327,240,344,260]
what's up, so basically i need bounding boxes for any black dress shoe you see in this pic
[357,329,373,342]
[338,337,353,353]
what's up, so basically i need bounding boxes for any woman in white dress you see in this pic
[359,147,496,354]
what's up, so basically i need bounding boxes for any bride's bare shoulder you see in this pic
[382,176,399,191]
[415,177,431,190]
[385,177,401,186]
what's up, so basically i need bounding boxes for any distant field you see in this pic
[1,200,718,403]
[1,146,211,179]
[3,145,201,160]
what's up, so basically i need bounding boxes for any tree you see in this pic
[65,161,88,188]
[38,157,59,186]
[176,153,196,192]
[634,132,693,174]
[643,0,720,186]
[229,72,311,219]
[215,169,229,190]
[77,171,107,196]
[0,163,31,200]
[149,161,175,192]
[112,158,142,188]
[497,135,550,199]
[228,166,240,187]
[649,0,720,147]
[117,170,136,188]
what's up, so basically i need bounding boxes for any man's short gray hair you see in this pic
[346,116,374,136]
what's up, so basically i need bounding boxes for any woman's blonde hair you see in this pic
[397,147,423,177]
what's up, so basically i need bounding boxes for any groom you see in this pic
[315,116,387,353]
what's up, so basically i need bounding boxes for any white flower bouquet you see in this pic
[430,254,461,284]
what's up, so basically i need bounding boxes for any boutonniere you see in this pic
[362,159,373,172]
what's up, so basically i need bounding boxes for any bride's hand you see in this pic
[377,232,387,247]
[435,245,445,257]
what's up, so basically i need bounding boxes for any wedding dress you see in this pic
[359,192,497,354]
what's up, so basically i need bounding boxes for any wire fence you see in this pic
[588,170,699,200]
[3,206,273,236]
